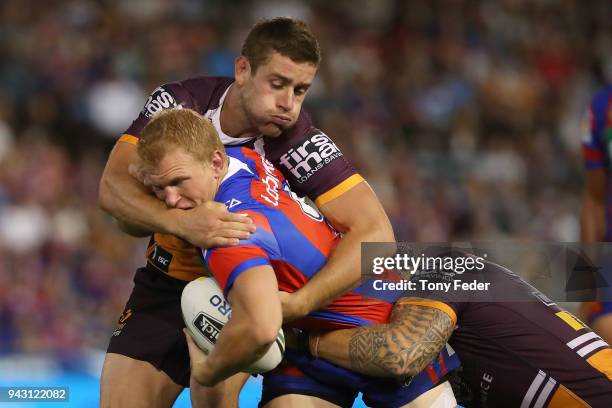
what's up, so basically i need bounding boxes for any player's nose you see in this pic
[165,188,181,208]
[276,89,294,112]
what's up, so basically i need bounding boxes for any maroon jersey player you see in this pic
[297,248,612,407]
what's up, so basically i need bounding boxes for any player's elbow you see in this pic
[397,363,426,378]
[355,211,395,243]
[250,322,281,349]
[388,355,432,379]
[387,365,415,378]
[249,311,282,348]
[375,218,395,242]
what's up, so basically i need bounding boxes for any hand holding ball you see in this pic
[181,277,284,373]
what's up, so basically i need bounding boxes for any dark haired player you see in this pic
[292,249,612,407]
[98,17,394,408]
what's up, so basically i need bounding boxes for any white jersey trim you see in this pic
[221,156,253,185]
[520,370,546,408]
[205,84,254,146]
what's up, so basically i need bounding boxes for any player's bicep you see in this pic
[100,135,155,200]
[102,134,138,174]
[226,265,279,317]
[99,137,142,207]
[318,179,392,235]
[396,297,458,327]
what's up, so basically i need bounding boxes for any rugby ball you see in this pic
[181,277,285,373]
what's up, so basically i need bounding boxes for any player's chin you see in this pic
[260,123,285,138]
[176,201,197,210]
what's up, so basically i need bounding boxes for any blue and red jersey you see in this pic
[582,85,612,240]
[204,147,460,403]
[203,146,392,330]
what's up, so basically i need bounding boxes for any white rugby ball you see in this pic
[181,277,285,374]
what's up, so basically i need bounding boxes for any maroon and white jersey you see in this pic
[118,76,363,281]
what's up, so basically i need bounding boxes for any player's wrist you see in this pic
[291,288,315,317]
[160,208,185,236]
[191,359,216,387]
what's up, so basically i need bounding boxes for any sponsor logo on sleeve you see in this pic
[142,86,179,118]
[278,132,343,184]
[148,244,173,273]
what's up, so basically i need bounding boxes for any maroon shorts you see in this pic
[106,267,190,387]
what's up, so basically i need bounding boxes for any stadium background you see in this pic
[0,0,610,406]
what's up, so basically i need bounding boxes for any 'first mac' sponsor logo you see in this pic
[142,86,179,118]
[278,132,342,184]
[193,312,225,346]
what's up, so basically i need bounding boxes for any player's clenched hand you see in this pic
[175,202,256,248]
[184,329,215,386]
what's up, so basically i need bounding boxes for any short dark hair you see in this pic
[241,17,321,73]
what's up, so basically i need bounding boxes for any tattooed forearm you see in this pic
[347,299,454,378]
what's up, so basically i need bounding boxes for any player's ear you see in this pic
[128,158,149,186]
[210,150,226,178]
[235,56,251,85]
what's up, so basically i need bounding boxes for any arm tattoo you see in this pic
[347,300,454,378]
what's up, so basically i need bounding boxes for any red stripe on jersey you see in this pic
[583,146,603,162]
[242,148,338,258]
[238,209,272,233]
[208,245,269,290]
[241,147,287,183]
[425,365,439,384]
[241,149,284,210]
[325,292,392,325]
[250,180,281,211]
[272,364,303,377]
[290,317,363,330]
[270,260,309,293]
[438,353,447,375]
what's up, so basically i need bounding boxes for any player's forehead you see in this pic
[145,150,197,184]
[256,52,317,84]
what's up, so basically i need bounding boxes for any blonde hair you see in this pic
[137,108,226,167]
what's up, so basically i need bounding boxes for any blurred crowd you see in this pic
[0,0,610,355]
